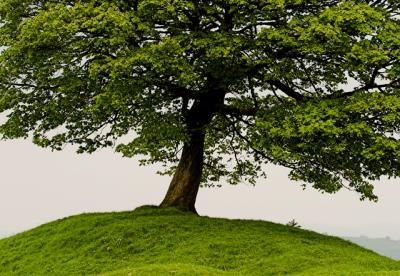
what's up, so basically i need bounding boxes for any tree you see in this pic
[0,0,399,213]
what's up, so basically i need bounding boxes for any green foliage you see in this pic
[1,207,400,275]
[253,92,400,200]
[0,0,399,198]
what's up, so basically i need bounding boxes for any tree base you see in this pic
[159,201,198,214]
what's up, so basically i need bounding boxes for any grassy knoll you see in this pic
[1,206,399,275]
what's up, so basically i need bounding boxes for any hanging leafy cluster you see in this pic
[0,0,399,200]
[254,93,400,200]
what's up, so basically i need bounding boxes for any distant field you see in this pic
[344,236,400,260]
[1,206,399,275]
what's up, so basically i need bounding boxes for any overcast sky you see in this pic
[1,138,400,239]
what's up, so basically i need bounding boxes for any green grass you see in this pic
[1,205,399,275]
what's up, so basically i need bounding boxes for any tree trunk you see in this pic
[159,130,205,213]
[159,84,225,213]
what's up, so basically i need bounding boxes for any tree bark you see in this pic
[159,130,205,213]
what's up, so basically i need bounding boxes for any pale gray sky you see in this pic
[1,138,400,239]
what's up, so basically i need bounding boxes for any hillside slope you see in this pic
[1,206,399,275]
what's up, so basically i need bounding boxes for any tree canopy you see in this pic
[0,0,399,209]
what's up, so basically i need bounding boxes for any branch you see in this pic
[220,105,257,116]
[229,128,244,179]
[368,66,380,88]
[267,80,304,101]
[296,58,321,96]
[0,82,59,90]
[226,115,274,163]
[248,77,258,109]
[224,114,304,170]
[271,85,284,103]
[325,79,400,100]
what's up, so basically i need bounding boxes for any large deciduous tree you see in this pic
[0,0,399,212]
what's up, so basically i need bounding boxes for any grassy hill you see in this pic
[1,206,399,275]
